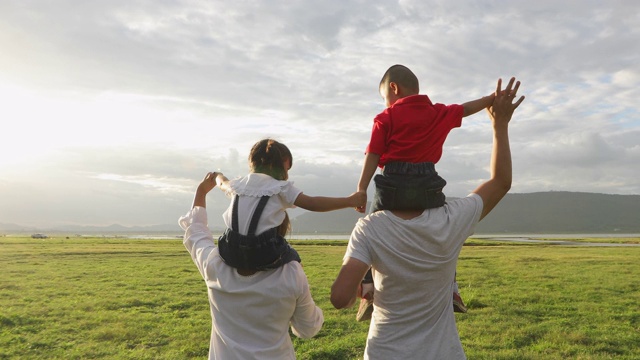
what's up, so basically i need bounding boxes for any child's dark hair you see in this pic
[379,64,419,94]
[249,138,292,180]
[249,138,292,236]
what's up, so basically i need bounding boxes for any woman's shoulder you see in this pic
[279,261,308,284]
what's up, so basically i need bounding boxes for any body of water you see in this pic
[64,233,640,247]
[287,233,640,240]
[288,233,640,247]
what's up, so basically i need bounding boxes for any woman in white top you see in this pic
[180,139,364,359]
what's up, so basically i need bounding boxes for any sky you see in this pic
[1,0,639,230]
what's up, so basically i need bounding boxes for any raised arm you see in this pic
[472,77,524,220]
[182,172,219,279]
[192,172,219,208]
[462,93,495,117]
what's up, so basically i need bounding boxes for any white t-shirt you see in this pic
[223,173,302,235]
[179,206,323,360]
[345,194,483,360]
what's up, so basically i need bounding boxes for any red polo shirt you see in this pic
[366,94,464,167]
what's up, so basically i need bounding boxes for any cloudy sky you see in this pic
[1,1,639,230]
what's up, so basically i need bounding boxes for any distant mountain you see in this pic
[3,192,638,235]
[290,209,361,235]
[0,222,184,235]
[0,222,38,232]
[52,223,183,233]
[290,191,640,235]
[475,191,640,234]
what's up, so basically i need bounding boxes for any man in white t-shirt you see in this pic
[331,77,525,359]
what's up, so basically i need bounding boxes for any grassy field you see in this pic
[0,236,638,359]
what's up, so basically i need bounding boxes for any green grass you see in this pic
[464,237,640,246]
[533,237,640,244]
[0,236,638,359]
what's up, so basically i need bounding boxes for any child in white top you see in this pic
[215,138,365,272]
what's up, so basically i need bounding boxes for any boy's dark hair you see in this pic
[379,64,419,94]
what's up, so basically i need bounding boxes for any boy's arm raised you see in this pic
[462,93,495,117]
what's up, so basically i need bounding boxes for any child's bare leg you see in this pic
[356,268,375,321]
[452,272,467,313]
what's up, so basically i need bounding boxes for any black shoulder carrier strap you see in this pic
[231,194,270,235]
[222,194,298,271]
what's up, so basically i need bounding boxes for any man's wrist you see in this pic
[492,121,510,131]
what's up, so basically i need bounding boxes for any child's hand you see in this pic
[353,190,367,213]
[215,172,230,193]
[197,172,219,196]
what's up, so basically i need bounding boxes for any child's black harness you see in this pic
[217,195,296,271]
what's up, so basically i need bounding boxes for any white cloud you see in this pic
[0,0,639,228]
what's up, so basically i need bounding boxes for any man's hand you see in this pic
[354,190,367,213]
[487,77,525,125]
[474,77,525,220]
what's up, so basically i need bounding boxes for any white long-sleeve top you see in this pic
[179,206,323,360]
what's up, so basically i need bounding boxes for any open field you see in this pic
[1,236,638,359]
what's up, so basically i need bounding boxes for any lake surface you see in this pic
[286,233,640,247]
[94,233,640,247]
[472,236,640,247]
[288,233,640,240]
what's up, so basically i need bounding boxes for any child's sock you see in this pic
[361,282,374,299]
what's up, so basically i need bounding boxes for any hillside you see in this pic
[3,192,638,235]
[475,191,640,234]
[290,191,640,235]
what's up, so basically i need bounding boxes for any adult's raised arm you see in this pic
[472,77,525,220]
[192,172,218,209]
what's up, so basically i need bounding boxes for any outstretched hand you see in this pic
[487,77,525,125]
[192,172,219,208]
[354,191,367,213]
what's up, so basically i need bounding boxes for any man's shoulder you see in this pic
[448,193,481,203]
[350,212,389,239]
[446,194,482,209]
[443,194,483,223]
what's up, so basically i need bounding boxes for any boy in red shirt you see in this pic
[354,64,496,321]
